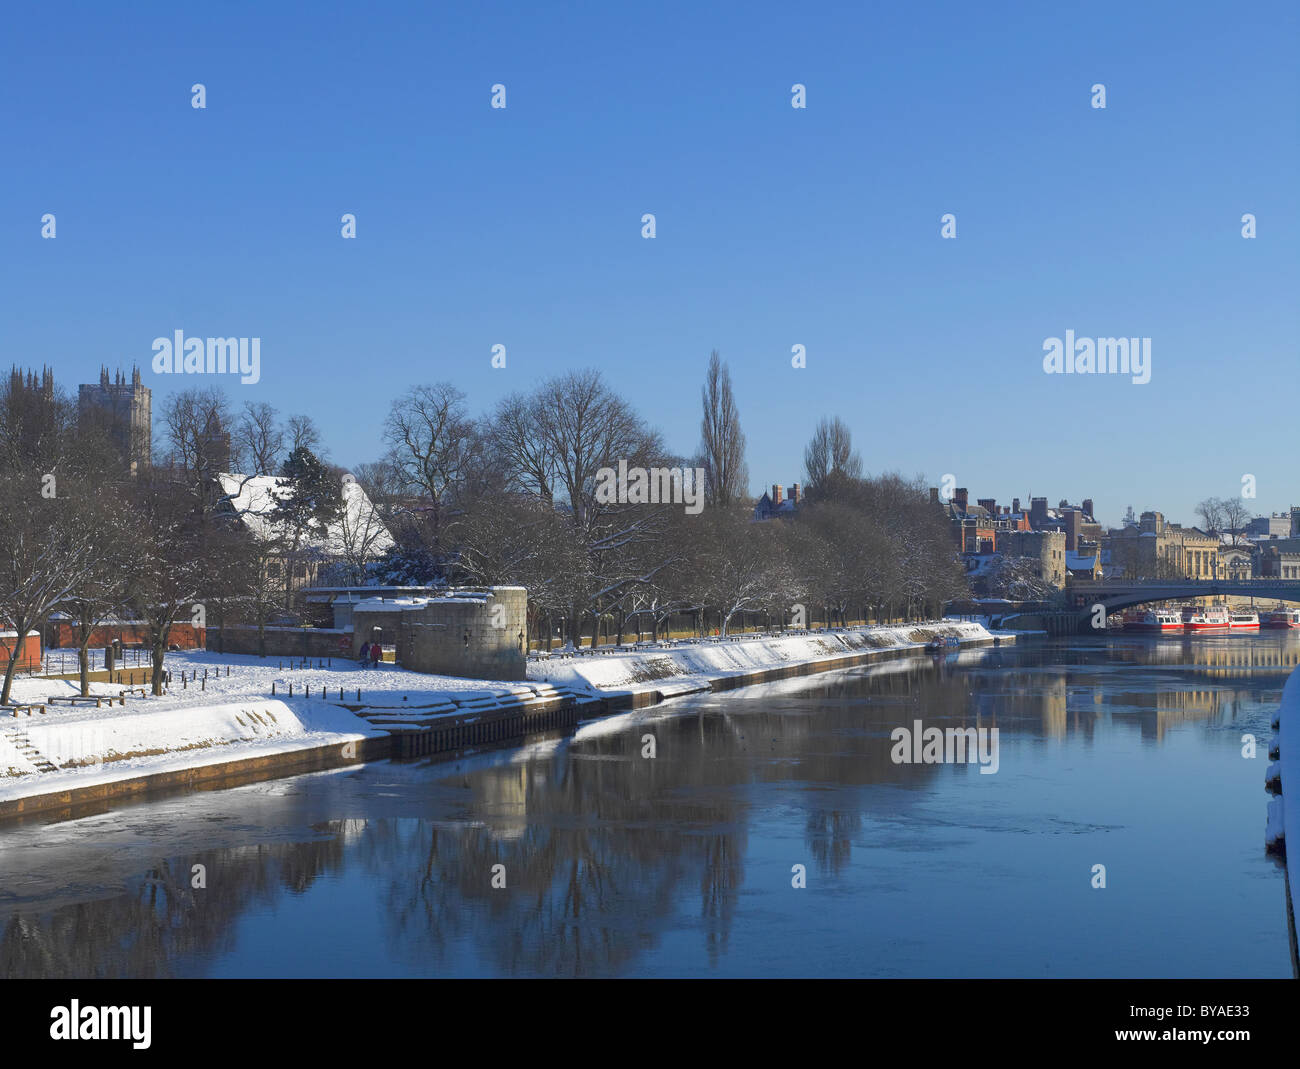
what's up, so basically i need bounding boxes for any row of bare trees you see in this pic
[0,354,967,694]
[355,355,965,646]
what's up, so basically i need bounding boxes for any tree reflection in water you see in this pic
[1,637,1292,977]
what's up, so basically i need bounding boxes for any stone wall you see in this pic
[206,626,352,660]
[353,587,527,680]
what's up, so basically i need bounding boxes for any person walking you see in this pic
[370,641,382,669]
[359,641,370,669]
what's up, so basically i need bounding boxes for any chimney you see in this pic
[930,487,940,506]
[1083,498,1094,518]
[977,498,996,516]
[789,483,800,505]
[1012,497,1021,515]
[954,487,969,513]
[771,484,783,505]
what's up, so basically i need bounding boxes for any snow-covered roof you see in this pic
[217,472,395,558]
[353,591,498,613]
[1066,552,1097,570]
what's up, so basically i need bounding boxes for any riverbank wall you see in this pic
[0,620,1010,821]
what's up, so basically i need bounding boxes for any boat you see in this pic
[1262,608,1300,629]
[1182,605,1231,631]
[1123,608,1185,633]
[1228,611,1260,630]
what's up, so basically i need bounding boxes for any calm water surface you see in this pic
[1,634,1295,977]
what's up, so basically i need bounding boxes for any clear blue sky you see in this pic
[3,1,1296,529]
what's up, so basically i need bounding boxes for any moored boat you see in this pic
[1183,605,1231,631]
[1228,611,1260,630]
[1262,608,1300,629]
[1123,608,1184,633]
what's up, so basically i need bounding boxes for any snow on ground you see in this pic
[0,651,526,801]
[530,620,1001,695]
[0,619,1003,802]
[10,649,523,709]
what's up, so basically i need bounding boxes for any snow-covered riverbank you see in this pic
[0,652,515,804]
[0,619,1008,809]
[530,619,1007,697]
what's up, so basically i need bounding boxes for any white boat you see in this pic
[1183,605,1230,631]
[1123,608,1184,633]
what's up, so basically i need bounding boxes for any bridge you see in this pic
[1068,578,1300,616]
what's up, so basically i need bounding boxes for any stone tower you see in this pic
[77,366,151,474]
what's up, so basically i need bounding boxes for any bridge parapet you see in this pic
[1068,579,1300,615]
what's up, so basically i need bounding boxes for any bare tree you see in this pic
[699,350,748,508]
[62,493,137,695]
[127,473,216,695]
[490,392,555,500]
[236,401,285,475]
[1219,496,1251,544]
[803,416,863,492]
[1195,497,1226,536]
[158,387,235,480]
[0,474,100,704]
[382,383,474,539]
[286,414,323,456]
[536,369,662,532]
[0,376,106,703]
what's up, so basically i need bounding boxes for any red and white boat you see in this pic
[1262,608,1300,629]
[1228,611,1260,630]
[1123,608,1185,633]
[1182,605,1231,631]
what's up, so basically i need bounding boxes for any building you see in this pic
[1066,550,1101,581]
[999,529,1067,588]
[0,630,42,670]
[753,482,801,521]
[1247,512,1293,540]
[1042,499,1103,552]
[216,471,395,598]
[1260,539,1300,580]
[351,587,527,680]
[933,488,1033,554]
[1218,544,1257,580]
[1104,511,1220,579]
[77,366,151,474]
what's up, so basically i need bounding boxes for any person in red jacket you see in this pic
[370,641,382,668]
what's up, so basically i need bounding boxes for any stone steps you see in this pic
[3,729,59,773]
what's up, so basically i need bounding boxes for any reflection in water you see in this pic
[1,633,1295,978]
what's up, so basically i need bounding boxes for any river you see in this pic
[1,632,1295,978]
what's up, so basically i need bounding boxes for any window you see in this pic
[293,564,308,579]
[266,562,281,578]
